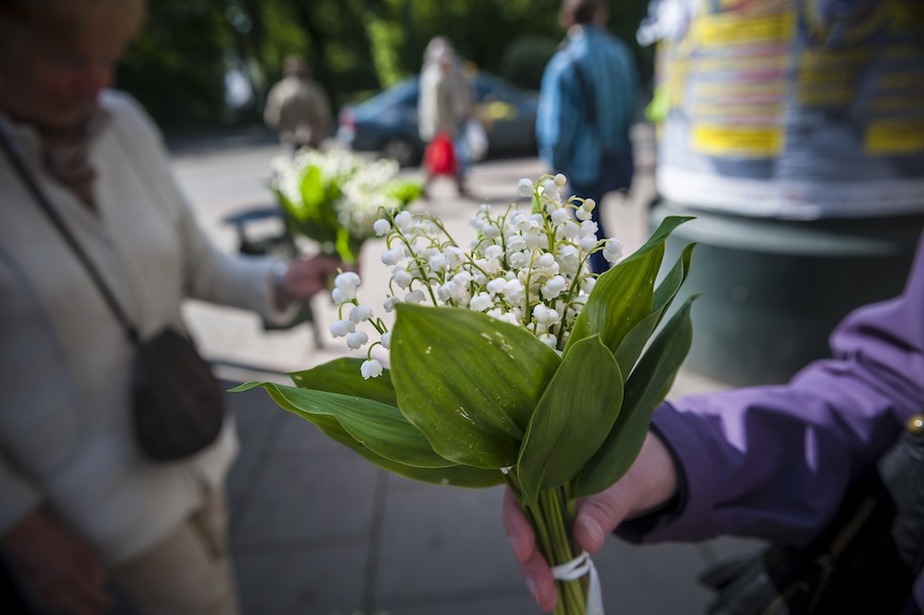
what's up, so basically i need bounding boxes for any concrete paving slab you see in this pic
[231,446,380,549]
[233,545,369,615]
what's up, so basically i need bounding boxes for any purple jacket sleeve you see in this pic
[638,232,924,548]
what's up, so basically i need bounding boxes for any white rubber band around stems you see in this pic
[551,550,604,615]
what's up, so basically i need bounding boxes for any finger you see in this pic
[574,492,627,553]
[519,548,558,612]
[501,489,535,563]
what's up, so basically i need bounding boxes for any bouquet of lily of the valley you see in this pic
[236,173,696,614]
[268,148,422,263]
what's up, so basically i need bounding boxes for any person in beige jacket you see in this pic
[263,54,333,151]
[0,2,341,614]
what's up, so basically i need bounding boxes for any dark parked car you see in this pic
[336,72,539,167]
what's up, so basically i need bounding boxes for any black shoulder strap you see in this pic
[0,124,141,345]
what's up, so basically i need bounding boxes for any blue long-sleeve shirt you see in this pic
[536,25,639,186]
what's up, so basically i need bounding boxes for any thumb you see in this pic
[573,492,630,554]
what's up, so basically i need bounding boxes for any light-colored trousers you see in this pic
[112,489,240,615]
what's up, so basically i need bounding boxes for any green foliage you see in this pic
[118,0,230,132]
[499,36,560,90]
[119,0,654,134]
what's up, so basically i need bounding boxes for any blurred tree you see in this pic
[118,0,229,132]
[118,0,653,134]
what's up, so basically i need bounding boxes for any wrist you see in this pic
[272,260,293,308]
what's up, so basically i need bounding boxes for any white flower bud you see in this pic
[394,211,412,229]
[381,249,400,266]
[334,271,361,290]
[538,332,558,348]
[516,178,534,197]
[373,219,391,236]
[541,275,567,300]
[392,268,413,288]
[554,173,567,186]
[603,238,625,263]
[346,331,369,349]
[330,319,355,338]
[360,359,384,379]
[550,208,570,225]
[381,332,392,349]
[469,292,494,312]
[405,289,426,304]
[331,287,348,305]
[486,278,507,295]
[349,304,374,323]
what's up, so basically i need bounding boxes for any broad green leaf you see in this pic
[231,381,501,488]
[299,164,325,210]
[517,336,624,504]
[564,244,660,360]
[613,242,696,375]
[233,381,454,469]
[565,216,693,364]
[391,304,561,469]
[574,295,696,497]
[289,357,397,406]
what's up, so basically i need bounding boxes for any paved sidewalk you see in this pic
[172,132,765,614]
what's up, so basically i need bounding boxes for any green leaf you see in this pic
[231,381,502,488]
[613,242,696,375]
[288,357,397,406]
[299,164,325,210]
[573,295,697,497]
[234,381,454,469]
[516,336,624,503]
[565,216,693,368]
[390,304,561,469]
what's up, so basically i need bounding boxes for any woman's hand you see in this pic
[502,431,680,612]
[1,509,112,615]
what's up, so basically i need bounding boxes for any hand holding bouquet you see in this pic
[236,173,696,614]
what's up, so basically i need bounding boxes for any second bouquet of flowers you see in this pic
[235,174,696,614]
[268,148,422,263]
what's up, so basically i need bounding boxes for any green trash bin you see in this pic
[652,201,923,386]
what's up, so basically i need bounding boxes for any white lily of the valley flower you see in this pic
[470,292,493,312]
[346,331,369,349]
[360,359,383,379]
[381,249,400,266]
[603,238,625,263]
[373,219,391,235]
[330,319,355,337]
[516,178,534,197]
[349,304,374,323]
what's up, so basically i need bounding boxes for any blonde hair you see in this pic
[0,0,147,46]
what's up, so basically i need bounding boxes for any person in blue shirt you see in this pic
[536,0,640,274]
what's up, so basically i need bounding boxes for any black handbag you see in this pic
[699,426,923,615]
[0,126,225,462]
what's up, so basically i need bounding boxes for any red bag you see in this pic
[424,133,457,176]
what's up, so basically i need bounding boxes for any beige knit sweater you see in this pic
[0,90,289,564]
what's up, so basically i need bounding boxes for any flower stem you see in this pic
[524,486,587,615]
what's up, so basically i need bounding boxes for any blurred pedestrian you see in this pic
[418,38,474,198]
[0,2,342,614]
[537,0,639,274]
[264,54,332,151]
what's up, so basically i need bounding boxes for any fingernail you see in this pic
[526,577,541,605]
[578,516,604,547]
